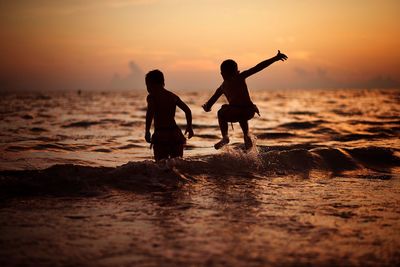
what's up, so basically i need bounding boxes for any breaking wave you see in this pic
[1,145,398,199]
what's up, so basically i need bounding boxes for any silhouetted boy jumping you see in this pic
[202,50,288,150]
[145,70,194,161]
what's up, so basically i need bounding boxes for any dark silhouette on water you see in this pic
[145,70,194,161]
[203,50,288,149]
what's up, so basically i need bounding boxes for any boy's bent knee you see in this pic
[217,109,226,120]
[218,104,231,119]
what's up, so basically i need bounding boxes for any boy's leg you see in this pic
[218,111,229,137]
[239,120,249,135]
[215,107,230,149]
[153,144,169,161]
[239,120,253,149]
[170,143,184,159]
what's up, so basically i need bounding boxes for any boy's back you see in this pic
[147,89,178,130]
[144,69,193,161]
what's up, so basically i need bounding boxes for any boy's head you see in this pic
[145,69,164,93]
[220,59,238,79]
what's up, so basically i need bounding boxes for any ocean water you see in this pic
[1,89,399,169]
[1,89,400,266]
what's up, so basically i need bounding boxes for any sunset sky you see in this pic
[1,0,399,91]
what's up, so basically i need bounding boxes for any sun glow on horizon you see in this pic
[1,0,399,91]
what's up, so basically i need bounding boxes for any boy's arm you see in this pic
[240,50,288,79]
[202,86,223,112]
[176,97,194,139]
[145,95,154,143]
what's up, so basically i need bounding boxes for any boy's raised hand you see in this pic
[185,126,194,139]
[276,50,288,61]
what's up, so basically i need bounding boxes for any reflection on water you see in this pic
[1,173,399,266]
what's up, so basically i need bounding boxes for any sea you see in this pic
[0,88,399,266]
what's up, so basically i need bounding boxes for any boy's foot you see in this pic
[244,135,253,150]
[214,137,230,150]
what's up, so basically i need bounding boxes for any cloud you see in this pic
[110,61,144,90]
[293,67,309,76]
[292,66,400,89]
[361,75,400,89]
[292,66,337,88]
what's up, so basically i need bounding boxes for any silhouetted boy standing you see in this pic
[203,50,288,150]
[145,70,194,161]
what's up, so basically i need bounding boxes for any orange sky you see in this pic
[1,0,399,91]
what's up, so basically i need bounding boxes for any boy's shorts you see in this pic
[153,143,184,161]
[218,104,258,122]
[151,126,186,161]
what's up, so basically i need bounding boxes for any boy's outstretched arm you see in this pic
[240,50,288,79]
[145,96,154,143]
[177,98,194,139]
[202,87,223,112]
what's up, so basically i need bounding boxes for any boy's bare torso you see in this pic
[218,74,253,106]
[147,89,178,130]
